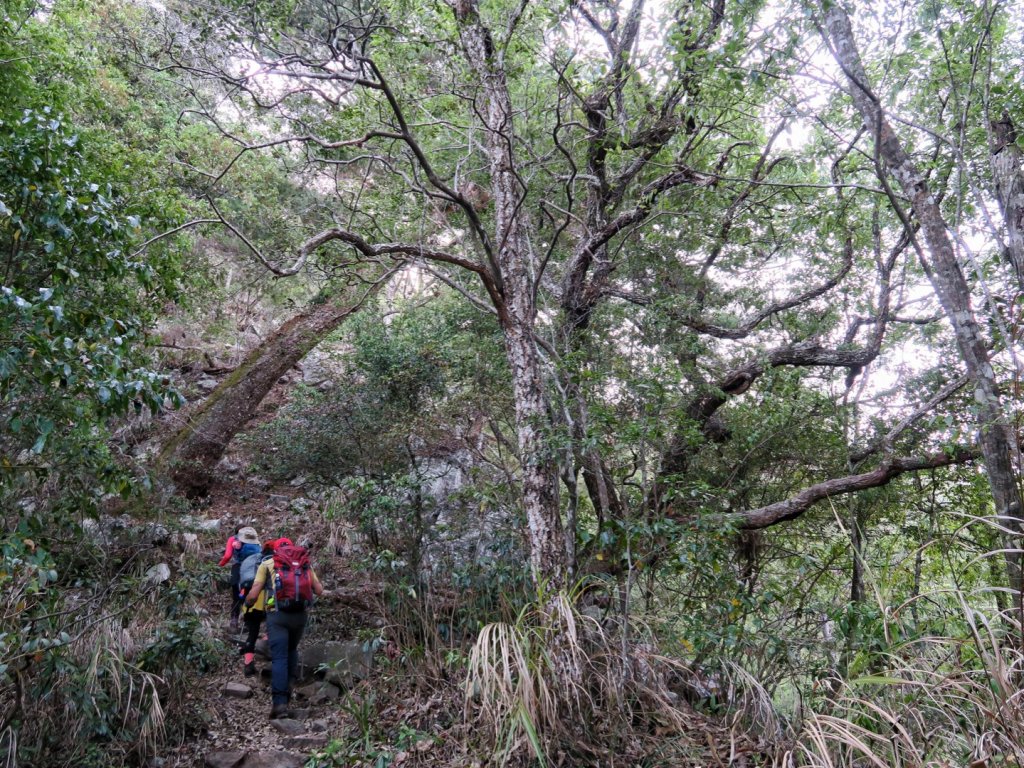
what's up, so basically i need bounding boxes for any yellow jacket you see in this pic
[242,556,273,613]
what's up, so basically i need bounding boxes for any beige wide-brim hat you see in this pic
[238,527,260,545]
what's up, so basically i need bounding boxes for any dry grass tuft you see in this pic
[0,727,15,768]
[58,620,167,758]
[6,601,184,767]
[465,586,705,764]
[778,598,1024,766]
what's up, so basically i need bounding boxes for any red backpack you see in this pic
[271,544,314,612]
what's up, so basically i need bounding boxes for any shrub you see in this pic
[0,516,218,767]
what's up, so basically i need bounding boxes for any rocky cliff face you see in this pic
[416,444,519,574]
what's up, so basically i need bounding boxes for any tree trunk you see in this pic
[157,276,391,495]
[820,2,1024,632]
[840,500,868,677]
[991,113,1024,291]
[454,2,567,586]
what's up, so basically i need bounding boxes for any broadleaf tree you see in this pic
[0,1,186,506]
[133,0,1023,599]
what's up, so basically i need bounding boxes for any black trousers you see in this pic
[229,562,243,621]
[242,609,266,654]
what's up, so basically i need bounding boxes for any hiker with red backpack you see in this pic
[218,526,261,633]
[245,538,323,719]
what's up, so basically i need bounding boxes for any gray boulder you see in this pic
[145,563,171,586]
[145,524,172,546]
[293,683,319,699]
[269,719,305,737]
[299,640,373,687]
[183,516,222,533]
[268,494,290,511]
[216,457,243,475]
[288,497,315,514]
[82,516,173,550]
[294,681,340,706]
[254,638,270,659]
[300,350,335,387]
[204,752,245,768]
[281,735,329,750]
[222,682,253,699]
[240,753,305,768]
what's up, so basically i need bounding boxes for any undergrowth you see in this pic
[304,482,1024,766]
[231,541,1024,768]
[0,513,221,768]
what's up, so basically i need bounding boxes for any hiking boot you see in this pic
[244,661,256,677]
[269,703,292,720]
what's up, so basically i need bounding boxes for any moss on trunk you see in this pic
[156,278,390,496]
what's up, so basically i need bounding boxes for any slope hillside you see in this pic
[145,373,769,768]
[163,484,772,767]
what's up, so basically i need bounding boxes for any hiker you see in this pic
[238,539,279,676]
[245,538,323,719]
[219,525,261,633]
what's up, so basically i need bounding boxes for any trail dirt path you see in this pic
[163,463,384,768]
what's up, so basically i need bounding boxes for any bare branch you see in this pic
[130,218,220,258]
[725,446,978,530]
[851,375,970,465]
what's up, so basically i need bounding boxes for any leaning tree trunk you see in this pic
[157,275,392,495]
[820,2,1024,628]
[454,2,568,587]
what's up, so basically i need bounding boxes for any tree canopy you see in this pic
[139,0,1023,571]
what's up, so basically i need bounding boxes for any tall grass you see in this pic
[463,544,1024,766]
[0,524,217,767]
[464,584,696,764]
[71,621,166,755]
[782,601,1024,767]
[7,616,169,767]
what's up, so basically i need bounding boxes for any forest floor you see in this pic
[152,378,480,768]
